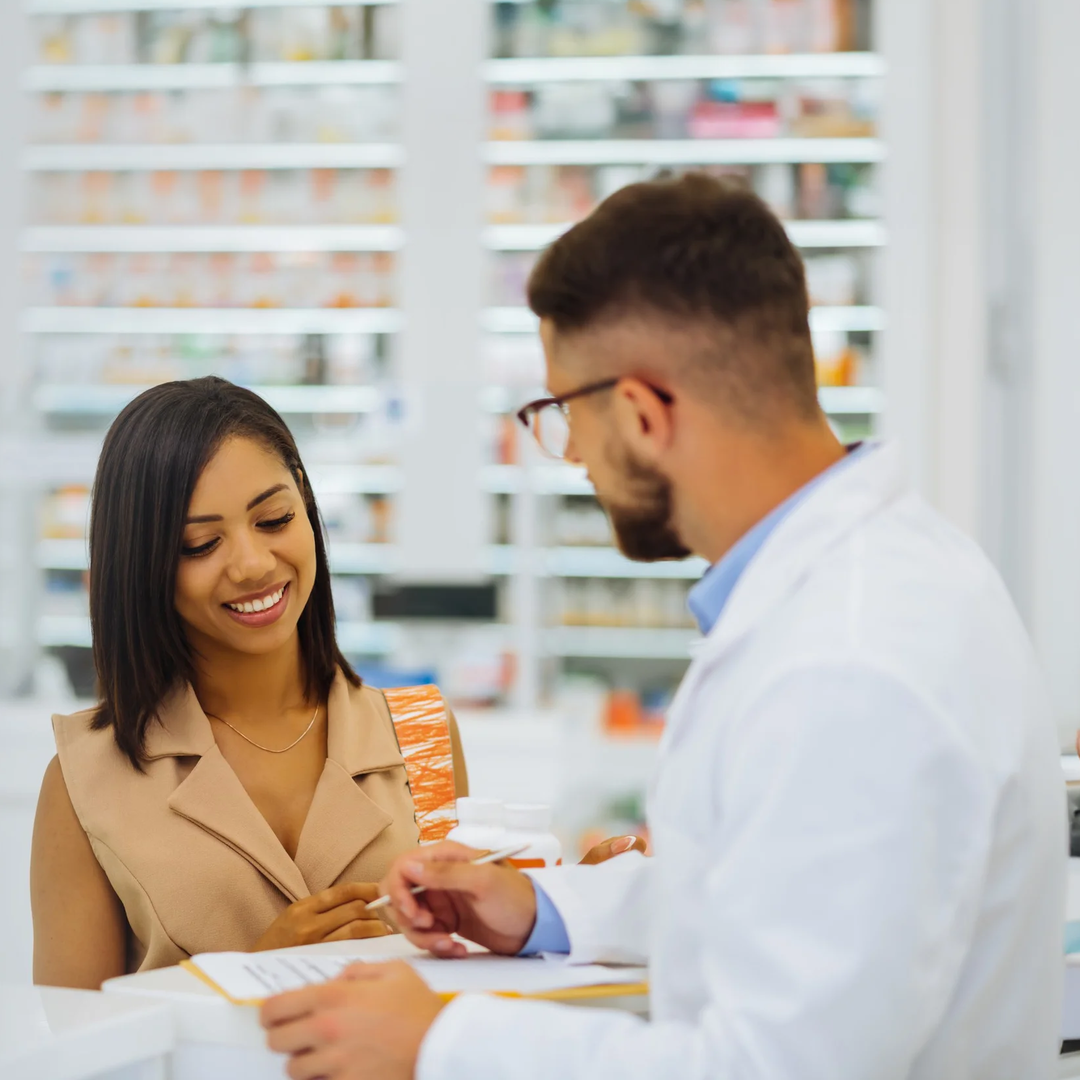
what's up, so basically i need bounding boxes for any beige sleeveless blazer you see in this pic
[53,670,458,974]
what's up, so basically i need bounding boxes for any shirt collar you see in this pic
[687,442,874,635]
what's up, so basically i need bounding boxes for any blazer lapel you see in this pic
[167,745,310,903]
[292,672,405,893]
[151,683,310,903]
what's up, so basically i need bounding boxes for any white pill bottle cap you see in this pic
[454,797,504,827]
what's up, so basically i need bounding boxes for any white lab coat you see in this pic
[418,442,1066,1080]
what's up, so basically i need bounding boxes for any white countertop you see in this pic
[0,983,173,1079]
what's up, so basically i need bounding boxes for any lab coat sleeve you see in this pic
[522,851,654,965]
[416,664,994,1080]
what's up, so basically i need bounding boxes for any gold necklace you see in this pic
[204,702,321,754]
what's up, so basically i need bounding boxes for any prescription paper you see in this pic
[185,948,647,1005]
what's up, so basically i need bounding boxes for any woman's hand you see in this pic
[253,882,392,952]
[579,834,648,865]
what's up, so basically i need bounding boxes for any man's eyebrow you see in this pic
[185,484,290,524]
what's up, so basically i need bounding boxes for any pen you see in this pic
[365,842,532,912]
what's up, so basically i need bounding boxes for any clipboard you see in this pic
[180,956,649,1008]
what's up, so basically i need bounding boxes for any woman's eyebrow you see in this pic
[184,484,290,525]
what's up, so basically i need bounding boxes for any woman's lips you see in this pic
[222,582,290,629]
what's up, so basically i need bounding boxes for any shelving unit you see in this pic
[486,219,887,251]
[26,61,402,92]
[23,144,404,171]
[9,0,902,730]
[484,138,886,167]
[24,226,404,253]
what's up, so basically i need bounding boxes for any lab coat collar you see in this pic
[697,440,907,665]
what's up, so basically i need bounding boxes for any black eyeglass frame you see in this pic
[516,377,674,442]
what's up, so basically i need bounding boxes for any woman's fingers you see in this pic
[321,919,393,943]
[309,881,380,914]
[313,897,383,937]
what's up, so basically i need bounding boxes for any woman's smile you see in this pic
[222,581,291,628]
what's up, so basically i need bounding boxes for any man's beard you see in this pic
[599,446,692,563]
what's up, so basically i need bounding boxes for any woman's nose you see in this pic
[226,532,276,584]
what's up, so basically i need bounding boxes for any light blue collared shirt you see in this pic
[522,443,873,956]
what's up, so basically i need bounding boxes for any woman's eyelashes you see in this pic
[180,511,296,558]
[181,537,219,558]
[259,510,296,531]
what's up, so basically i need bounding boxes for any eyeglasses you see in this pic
[516,378,672,460]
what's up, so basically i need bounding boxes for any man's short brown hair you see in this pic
[527,173,820,422]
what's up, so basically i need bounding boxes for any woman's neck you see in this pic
[191,634,313,725]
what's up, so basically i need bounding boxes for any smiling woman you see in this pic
[29,377,469,991]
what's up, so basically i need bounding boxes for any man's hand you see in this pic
[261,961,441,1080]
[379,841,538,958]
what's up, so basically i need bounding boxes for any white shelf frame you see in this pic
[483,305,887,335]
[33,382,384,415]
[23,144,404,172]
[486,52,886,84]
[26,61,402,94]
[487,219,887,252]
[37,614,404,654]
[23,307,402,335]
[23,225,405,254]
[27,0,396,12]
[484,138,886,167]
[544,626,699,660]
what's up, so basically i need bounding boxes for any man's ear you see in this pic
[611,378,674,465]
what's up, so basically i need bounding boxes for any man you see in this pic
[261,174,1066,1079]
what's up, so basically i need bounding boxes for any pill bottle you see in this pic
[446,797,505,853]
[503,804,562,869]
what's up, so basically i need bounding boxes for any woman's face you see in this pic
[174,436,317,660]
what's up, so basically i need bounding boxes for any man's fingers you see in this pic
[284,1047,338,1080]
[401,859,491,896]
[261,983,341,1029]
[265,1017,319,1055]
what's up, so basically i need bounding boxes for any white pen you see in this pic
[365,842,532,912]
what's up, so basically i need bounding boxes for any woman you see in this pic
[30,377,469,989]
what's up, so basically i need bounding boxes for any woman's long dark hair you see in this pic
[89,376,359,768]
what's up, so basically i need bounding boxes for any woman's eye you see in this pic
[181,538,219,558]
[259,511,296,531]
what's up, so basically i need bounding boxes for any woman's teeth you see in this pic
[227,586,285,614]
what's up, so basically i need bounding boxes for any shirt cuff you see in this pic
[518,878,571,956]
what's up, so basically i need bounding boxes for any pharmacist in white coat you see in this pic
[260,174,1067,1080]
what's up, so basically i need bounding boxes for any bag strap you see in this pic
[382,685,458,844]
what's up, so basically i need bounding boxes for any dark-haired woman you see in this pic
[29,377,468,989]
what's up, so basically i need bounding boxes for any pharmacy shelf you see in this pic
[485,219,887,252]
[483,305,886,335]
[306,464,403,496]
[328,543,399,576]
[36,616,93,649]
[486,53,886,85]
[33,382,384,416]
[546,548,708,580]
[482,464,593,496]
[39,538,399,574]
[23,144,404,172]
[545,626,699,660]
[484,138,885,168]
[36,614,404,654]
[482,383,882,420]
[23,307,403,335]
[23,226,405,254]
[28,0,396,12]
[336,622,403,657]
[26,61,402,94]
